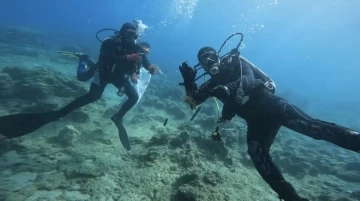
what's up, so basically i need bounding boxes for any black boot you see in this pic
[277,186,309,201]
[274,181,308,201]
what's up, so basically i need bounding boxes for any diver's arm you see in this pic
[140,54,152,71]
[97,38,117,63]
[85,59,97,74]
[88,63,98,75]
[97,38,130,64]
[186,80,215,107]
[226,57,255,94]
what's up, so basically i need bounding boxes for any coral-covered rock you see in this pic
[148,133,170,146]
[0,27,44,47]
[172,173,200,201]
[169,131,190,148]
[56,125,81,147]
[0,72,13,98]
[76,159,107,177]
[1,66,86,102]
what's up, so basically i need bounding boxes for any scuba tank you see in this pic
[239,56,276,94]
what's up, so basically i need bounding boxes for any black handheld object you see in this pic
[190,105,202,121]
[211,126,222,142]
[163,118,168,126]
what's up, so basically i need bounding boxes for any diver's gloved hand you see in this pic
[130,73,138,84]
[126,53,142,62]
[74,53,89,62]
[148,64,158,75]
[219,102,235,122]
[179,61,197,87]
[209,85,230,99]
[235,87,245,104]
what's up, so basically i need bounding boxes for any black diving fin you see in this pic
[0,111,60,139]
[111,117,131,151]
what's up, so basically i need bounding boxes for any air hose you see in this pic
[95,28,119,43]
[95,19,140,43]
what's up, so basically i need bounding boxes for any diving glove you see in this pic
[148,64,158,75]
[126,53,142,62]
[74,53,89,60]
[219,102,235,122]
[209,85,230,99]
[235,87,249,105]
[179,61,197,88]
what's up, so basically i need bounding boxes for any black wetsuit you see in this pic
[185,55,360,201]
[58,36,153,121]
[76,45,149,82]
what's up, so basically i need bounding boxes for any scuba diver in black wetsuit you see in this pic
[178,34,360,201]
[75,41,151,84]
[0,22,158,151]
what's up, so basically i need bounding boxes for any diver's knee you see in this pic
[128,92,139,104]
[247,140,274,176]
[86,91,102,102]
[247,140,269,163]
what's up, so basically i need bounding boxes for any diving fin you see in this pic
[0,111,60,139]
[111,117,131,151]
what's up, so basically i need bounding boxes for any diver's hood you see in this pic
[119,23,137,34]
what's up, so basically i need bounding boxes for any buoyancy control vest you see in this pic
[239,55,276,94]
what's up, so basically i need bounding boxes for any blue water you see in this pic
[2,0,359,105]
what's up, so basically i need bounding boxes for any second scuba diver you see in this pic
[0,22,158,151]
[178,34,360,201]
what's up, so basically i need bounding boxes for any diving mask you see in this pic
[123,29,138,42]
[142,46,150,55]
[199,51,220,75]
